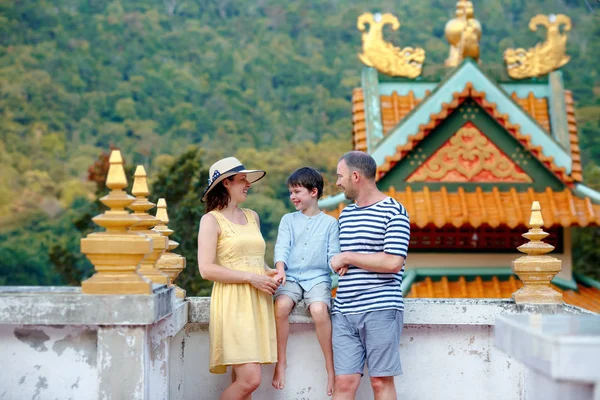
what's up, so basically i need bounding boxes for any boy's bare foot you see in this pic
[272,362,286,390]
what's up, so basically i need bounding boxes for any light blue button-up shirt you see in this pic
[274,211,340,291]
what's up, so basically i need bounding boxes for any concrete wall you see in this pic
[0,288,592,400]
[180,298,590,400]
[0,325,98,400]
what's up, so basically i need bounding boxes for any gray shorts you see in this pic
[332,309,403,377]
[274,281,331,309]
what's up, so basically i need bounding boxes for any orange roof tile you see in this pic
[405,275,600,314]
[376,83,574,185]
[327,186,600,228]
[351,88,367,152]
[510,92,551,132]
[380,90,424,134]
[564,90,583,182]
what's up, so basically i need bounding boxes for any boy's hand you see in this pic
[338,266,348,276]
[331,253,349,273]
[274,270,286,286]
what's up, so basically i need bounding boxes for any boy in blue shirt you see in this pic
[272,167,340,396]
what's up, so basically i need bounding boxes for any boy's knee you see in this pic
[275,297,294,317]
[309,302,329,321]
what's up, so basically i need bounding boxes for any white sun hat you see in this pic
[201,157,266,202]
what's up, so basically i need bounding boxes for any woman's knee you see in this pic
[235,365,262,393]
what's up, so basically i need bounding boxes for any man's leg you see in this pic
[309,301,335,396]
[362,310,404,400]
[370,376,396,400]
[332,313,365,400]
[333,374,361,400]
[272,295,295,389]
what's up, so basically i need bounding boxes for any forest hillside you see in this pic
[0,0,598,293]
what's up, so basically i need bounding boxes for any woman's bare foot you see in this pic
[327,370,335,396]
[272,362,286,390]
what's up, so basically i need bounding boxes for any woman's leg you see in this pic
[221,363,261,400]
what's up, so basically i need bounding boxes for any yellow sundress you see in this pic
[208,208,277,374]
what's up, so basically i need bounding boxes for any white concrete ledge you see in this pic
[187,297,592,326]
[495,314,600,382]
[0,285,175,325]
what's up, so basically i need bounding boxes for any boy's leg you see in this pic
[272,283,302,390]
[306,282,335,396]
[308,301,335,396]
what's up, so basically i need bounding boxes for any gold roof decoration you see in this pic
[444,0,482,67]
[504,14,571,79]
[357,12,425,78]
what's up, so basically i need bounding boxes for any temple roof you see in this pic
[325,186,600,228]
[404,271,600,314]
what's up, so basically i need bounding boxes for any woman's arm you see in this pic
[197,213,279,294]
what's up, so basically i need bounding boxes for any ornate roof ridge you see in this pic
[376,82,574,185]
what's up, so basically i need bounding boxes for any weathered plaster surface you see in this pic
[188,297,590,326]
[0,285,174,325]
[0,324,98,400]
[180,319,525,399]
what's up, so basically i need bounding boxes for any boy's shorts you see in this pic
[274,281,331,309]
[332,309,403,377]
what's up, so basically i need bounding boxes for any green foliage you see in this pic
[0,0,598,288]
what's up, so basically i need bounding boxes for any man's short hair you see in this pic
[286,167,324,199]
[340,151,377,180]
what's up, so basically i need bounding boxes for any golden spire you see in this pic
[154,198,187,298]
[80,150,153,294]
[511,201,563,304]
[128,165,170,285]
[444,0,482,67]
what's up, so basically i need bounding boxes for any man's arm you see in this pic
[331,211,410,274]
[331,252,405,274]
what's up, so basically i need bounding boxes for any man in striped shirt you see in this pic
[330,151,410,400]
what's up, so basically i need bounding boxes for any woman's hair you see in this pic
[205,176,235,212]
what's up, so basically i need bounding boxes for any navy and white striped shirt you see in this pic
[332,197,410,315]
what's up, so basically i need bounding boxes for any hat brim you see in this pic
[201,169,266,202]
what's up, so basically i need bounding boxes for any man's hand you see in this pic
[331,253,349,274]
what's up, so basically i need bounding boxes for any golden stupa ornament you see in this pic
[504,14,571,79]
[511,201,563,304]
[357,12,425,78]
[444,0,482,67]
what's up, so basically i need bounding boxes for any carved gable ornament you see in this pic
[357,12,425,78]
[407,123,533,183]
[504,14,571,79]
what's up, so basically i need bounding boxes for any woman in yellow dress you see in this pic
[198,157,279,399]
